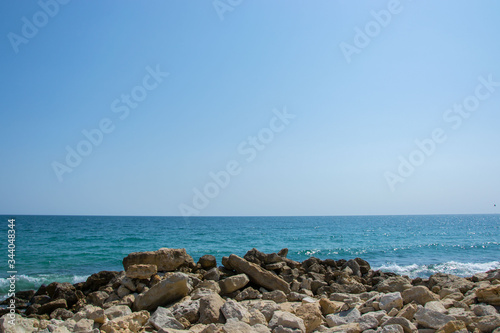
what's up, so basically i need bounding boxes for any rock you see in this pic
[376,276,412,293]
[414,307,454,329]
[396,303,418,320]
[0,313,38,333]
[356,314,379,331]
[50,308,74,320]
[134,272,191,312]
[38,299,67,315]
[149,306,184,330]
[476,315,500,332]
[472,303,498,316]
[435,320,467,333]
[198,255,217,270]
[235,287,261,301]
[170,298,200,324]
[126,264,158,279]
[73,304,106,324]
[123,248,194,272]
[401,286,439,305]
[249,309,268,326]
[228,254,291,294]
[342,260,361,277]
[199,293,225,324]
[380,324,404,333]
[319,298,346,315]
[117,285,131,298]
[48,282,79,308]
[428,273,475,294]
[424,301,447,313]
[221,318,254,333]
[295,303,323,333]
[354,258,371,275]
[381,317,417,333]
[324,322,361,333]
[379,292,403,312]
[219,274,250,294]
[269,310,306,333]
[101,310,150,333]
[476,285,500,305]
[197,280,221,294]
[104,305,133,320]
[87,290,109,307]
[247,300,281,322]
[204,268,221,281]
[82,271,120,294]
[325,308,361,327]
[73,318,94,332]
[262,290,288,303]
[221,299,251,323]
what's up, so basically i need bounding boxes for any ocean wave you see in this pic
[376,261,500,278]
[0,274,89,300]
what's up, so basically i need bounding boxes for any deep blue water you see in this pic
[0,215,499,299]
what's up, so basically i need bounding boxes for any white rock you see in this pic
[149,306,184,330]
[379,292,403,312]
[221,299,251,323]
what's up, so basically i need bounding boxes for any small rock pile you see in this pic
[1,247,500,333]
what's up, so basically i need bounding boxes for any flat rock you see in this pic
[219,274,250,294]
[476,285,500,306]
[376,276,412,293]
[134,272,191,312]
[123,248,194,272]
[126,264,158,279]
[228,254,291,294]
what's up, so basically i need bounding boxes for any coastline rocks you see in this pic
[401,286,439,305]
[228,254,291,294]
[475,285,500,305]
[376,276,412,293]
[100,310,150,333]
[219,273,250,294]
[198,255,217,270]
[269,310,307,333]
[199,293,225,324]
[123,248,194,272]
[414,307,454,329]
[125,264,157,279]
[133,273,192,312]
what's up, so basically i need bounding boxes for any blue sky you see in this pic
[1,0,499,216]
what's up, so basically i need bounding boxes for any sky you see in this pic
[1,0,499,216]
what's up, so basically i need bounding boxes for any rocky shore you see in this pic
[1,248,500,333]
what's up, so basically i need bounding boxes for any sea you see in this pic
[0,214,499,300]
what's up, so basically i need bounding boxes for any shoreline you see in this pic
[1,247,499,332]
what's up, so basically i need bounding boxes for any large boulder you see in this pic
[379,292,403,312]
[81,271,120,294]
[133,272,192,312]
[476,285,500,306]
[0,314,38,333]
[221,299,251,323]
[219,274,250,294]
[376,276,412,293]
[47,282,79,308]
[414,307,454,329]
[123,248,194,272]
[295,303,323,333]
[198,255,217,270]
[269,310,306,333]
[126,264,157,279]
[198,293,225,324]
[228,254,291,293]
[401,286,439,305]
[149,307,184,330]
[428,273,474,294]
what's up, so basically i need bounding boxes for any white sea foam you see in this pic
[376,261,500,278]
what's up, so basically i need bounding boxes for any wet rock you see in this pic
[81,271,120,294]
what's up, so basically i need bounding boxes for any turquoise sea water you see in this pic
[0,215,499,299]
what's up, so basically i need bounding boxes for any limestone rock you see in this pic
[428,273,474,294]
[319,298,346,315]
[262,290,288,303]
[221,318,254,333]
[123,248,194,272]
[221,299,251,323]
[325,308,361,327]
[295,303,323,333]
[379,292,403,312]
[87,290,109,307]
[235,287,261,301]
[435,320,467,333]
[0,314,38,333]
[246,300,281,322]
[401,286,439,305]
[100,310,150,333]
[396,303,418,320]
[476,285,500,306]
[472,303,498,316]
[104,305,132,320]
[38,299,67,315]
[170,298,200,324]
[149,306,184,330]
[82,271,120,294]
[381,317,417,333]
[424,301,447,313]
[376,276,412,293]
[73,304,106,324]
[380,324,404,333]
[269,310,306,333]
[476,315,500,332]
[126,264,158,279]
[324,322,361,333]
[198,293,225,324]
[219,274,250,294]
[414,307,454,329]
[72,318,94,332]
[198,255,217,270]
[133,272,191,312]
[227,254,291,294]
